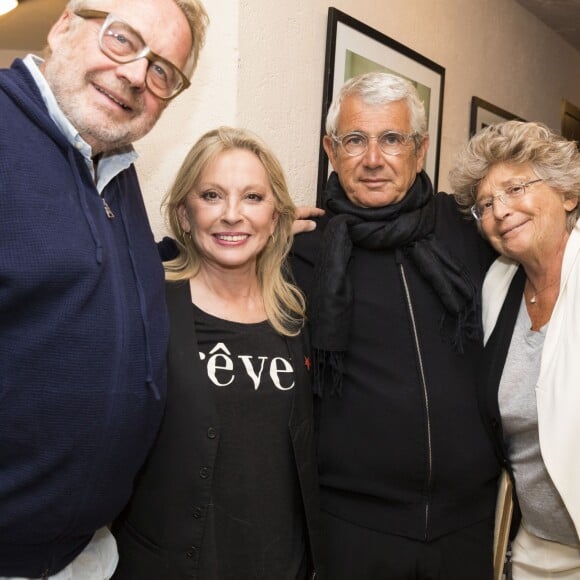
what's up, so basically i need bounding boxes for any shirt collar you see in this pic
[22,54,139,193]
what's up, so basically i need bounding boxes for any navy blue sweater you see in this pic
[0,60,169,576]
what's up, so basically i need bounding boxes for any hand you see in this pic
[292,206,325,235]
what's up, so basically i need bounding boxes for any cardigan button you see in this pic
[199,466,210,479]
[192,506,202,519]
[207,427,217,439]
[186,546,198,558]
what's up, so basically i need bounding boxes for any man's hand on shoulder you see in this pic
[292,206,325,235]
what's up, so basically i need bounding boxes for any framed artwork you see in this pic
[317,7,445,204]
[469,97,524,137]
[561,99,580,147]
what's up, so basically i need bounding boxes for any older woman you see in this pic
[450,120,580,578]
[113,127,322,579]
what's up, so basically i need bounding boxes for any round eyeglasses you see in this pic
[471,178,543,221]
[75,9,190,100]
[332,130,419,157]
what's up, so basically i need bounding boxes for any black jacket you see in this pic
[289,189,500,541]
[113,281,323,579]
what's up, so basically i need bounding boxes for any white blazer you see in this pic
[482,220,580,538]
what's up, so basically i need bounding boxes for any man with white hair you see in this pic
[0,1,207,577]
[290,72,500,579]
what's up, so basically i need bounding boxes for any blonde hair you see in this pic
[65,0,208,77]
[450,120,580,232]
[163,127,306,336]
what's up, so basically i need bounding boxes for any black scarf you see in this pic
[310,171,481,396]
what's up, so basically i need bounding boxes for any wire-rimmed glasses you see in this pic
[332,130,419,157]
[470,178,543,220]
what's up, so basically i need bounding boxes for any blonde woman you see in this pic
[113,127,323,579]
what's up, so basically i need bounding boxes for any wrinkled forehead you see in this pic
[97,0,192,68]
[476,162,535,195]
[338,96,412,132]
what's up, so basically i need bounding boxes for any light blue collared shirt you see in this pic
[23,54,138,194]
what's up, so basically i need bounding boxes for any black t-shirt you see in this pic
[193,304,307,580]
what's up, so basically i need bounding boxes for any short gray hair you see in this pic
[449,120,580,231]
[325,72,428,145]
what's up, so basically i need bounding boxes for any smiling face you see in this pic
[323,96,429,208]
[476,162,578,266]
[42,0,192,154]
[178,148,279,273]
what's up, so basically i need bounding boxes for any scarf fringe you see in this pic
[313,348,345,397]
[440,292,482,355]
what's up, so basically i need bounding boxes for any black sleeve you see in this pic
[287,217,327,300]
[157,236,180,262]
[434,191,498,283]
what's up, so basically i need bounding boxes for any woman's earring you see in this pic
[177,217,191,245]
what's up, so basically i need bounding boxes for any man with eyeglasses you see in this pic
[0,1,207,578]
[290,72,500,579]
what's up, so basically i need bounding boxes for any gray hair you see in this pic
[325,72,428,146]
[66,0,208,78]
[449,120,580,231]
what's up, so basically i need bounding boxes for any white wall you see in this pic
[236,0,580,210]
[0,49,27,65]
[2,0,580,240]
[135,0,239,236]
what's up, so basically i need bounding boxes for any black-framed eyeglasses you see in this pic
[332,130,419,157]
[74,9,190,100]
[471,178,543,221]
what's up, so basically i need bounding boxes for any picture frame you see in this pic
[469,97,524,137]
[561,99,580,146]
[317,7,445,205]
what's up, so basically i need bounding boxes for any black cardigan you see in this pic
[478,267,527,538]
[113,281,324,579]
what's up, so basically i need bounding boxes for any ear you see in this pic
[46,10,74,53]
[176,203,191,234]
[269,210,279,236]
[563,193,579,212]
[415,134,430,173]
[323,135,339,171]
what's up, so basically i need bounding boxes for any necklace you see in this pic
[527,279,559,304]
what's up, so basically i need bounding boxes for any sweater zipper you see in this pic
[102,195,115,219]
[399,262,433,541]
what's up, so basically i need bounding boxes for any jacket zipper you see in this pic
[399,262,433,541]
